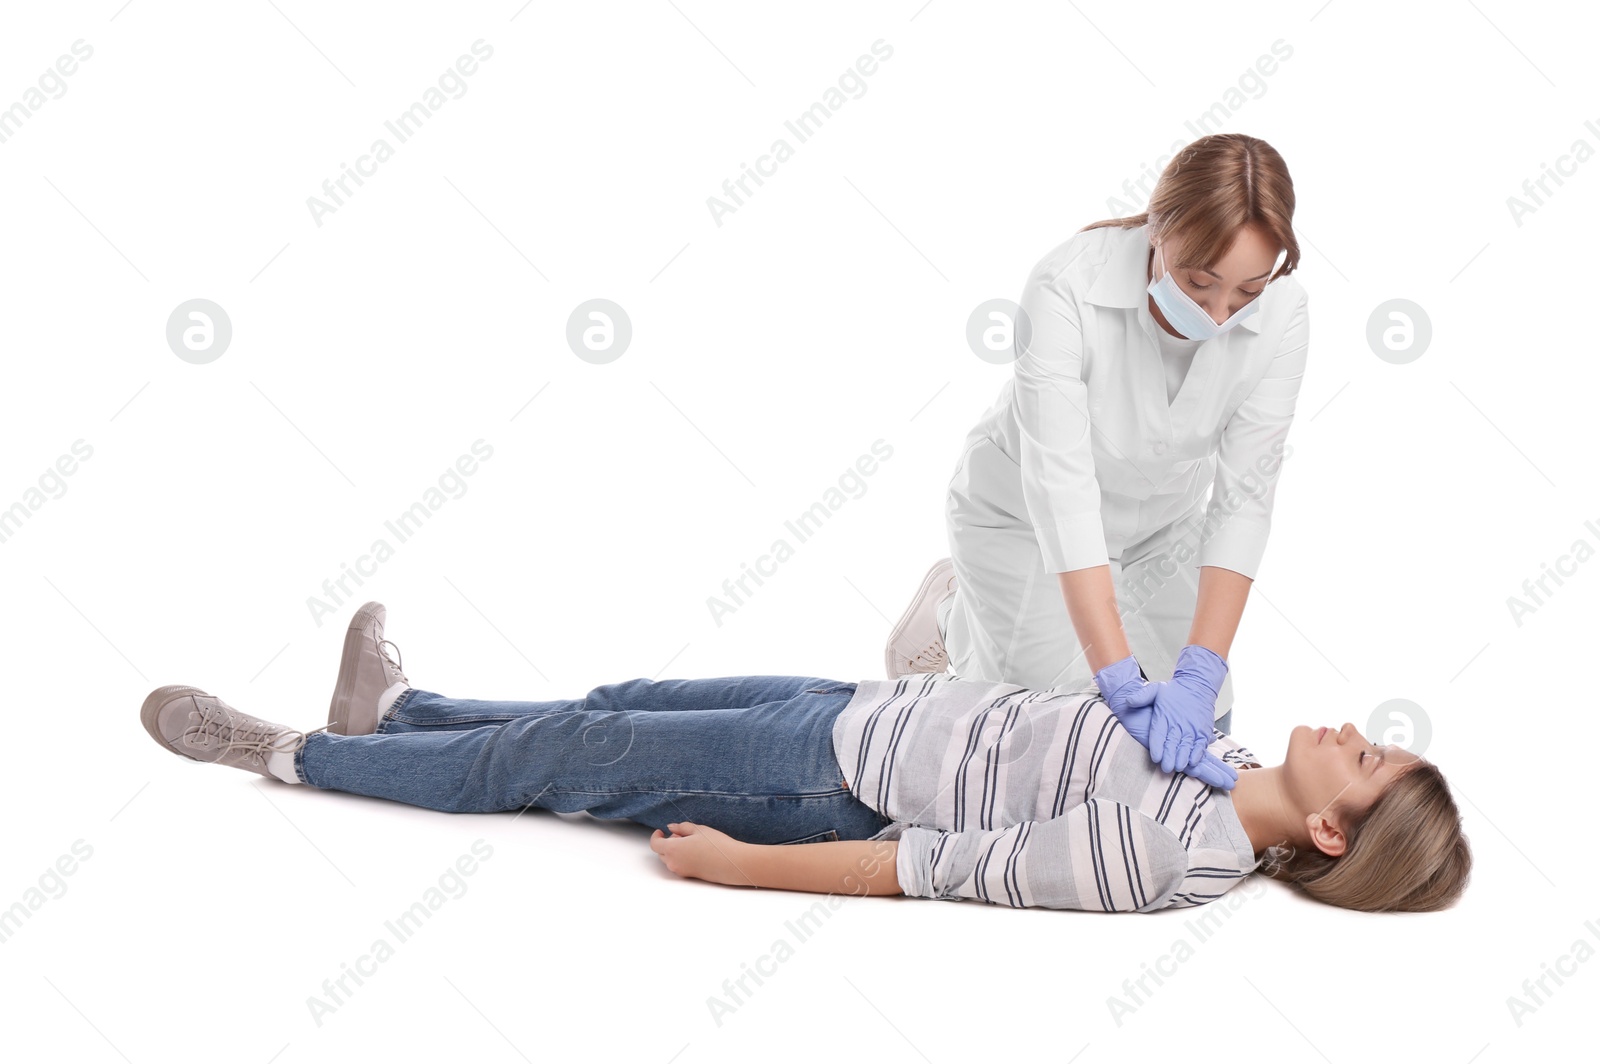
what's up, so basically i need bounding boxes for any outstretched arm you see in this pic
[1187,564,1251,659]
[1060,564,1133,673]
[650,822,902,897]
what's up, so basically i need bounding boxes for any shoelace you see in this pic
[907,576,957,671]
[184,704,334,765]
[907,640,947,671]
[377,637,406,679]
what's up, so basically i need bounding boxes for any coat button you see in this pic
[1152,441,1167,455]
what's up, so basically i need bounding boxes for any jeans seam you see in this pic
[374,687,424,734]
[389,713,519,727]
[778,829,842,845]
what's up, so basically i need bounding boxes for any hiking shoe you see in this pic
[884,557,957,677]
[141,686,330,778]
[327,600,410,736]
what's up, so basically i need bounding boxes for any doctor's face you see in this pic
[1149,224,1280,329]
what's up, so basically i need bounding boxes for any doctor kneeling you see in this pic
[938,133,1310,778]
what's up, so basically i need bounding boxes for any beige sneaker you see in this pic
[884,557,957,677]
[327,601,410,736]
[140,686,329,778]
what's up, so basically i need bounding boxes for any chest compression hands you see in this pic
[1094,653,1237,789]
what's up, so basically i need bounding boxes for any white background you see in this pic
[1,1,1593,1061]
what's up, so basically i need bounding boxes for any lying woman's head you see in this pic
[1249,723,1472,913]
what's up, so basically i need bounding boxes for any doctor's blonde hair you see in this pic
[1082,133,1300,281]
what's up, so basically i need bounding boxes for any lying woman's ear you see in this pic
[1304,813,1349,859]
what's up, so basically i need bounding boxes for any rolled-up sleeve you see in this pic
[1195,288,1310,579]
[894,798,1190,912]
[1012,269,1109,574]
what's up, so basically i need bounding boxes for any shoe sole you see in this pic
[140,684,211,760]
[884,557,957,676]
[327,601,386,735]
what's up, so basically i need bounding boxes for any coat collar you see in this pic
[1085,222,1265,334]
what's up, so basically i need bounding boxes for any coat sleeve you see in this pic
[1012,266,1110,574]
[1195,287,1310,579]
[894,798,1190,912]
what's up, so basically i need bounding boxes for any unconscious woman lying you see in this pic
[140,602,1472,915]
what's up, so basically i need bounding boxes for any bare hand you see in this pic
[649,821,757,887]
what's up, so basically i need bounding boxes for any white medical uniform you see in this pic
[940,222,1310,721]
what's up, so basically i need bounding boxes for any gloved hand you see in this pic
[1146,644,1230,775]
[1093,655,1156,720]
[1098,666,1237,790]
[1188,748,1239,790]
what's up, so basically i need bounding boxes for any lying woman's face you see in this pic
[1282,722,1424,823]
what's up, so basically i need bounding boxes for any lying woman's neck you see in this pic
[1227,765,1305,858]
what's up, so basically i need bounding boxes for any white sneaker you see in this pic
[141,686,330,778]
[884,558,957,677]
[326,601,411,736]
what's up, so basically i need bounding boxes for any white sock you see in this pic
[266,749,301,784]
[377,681,408,720]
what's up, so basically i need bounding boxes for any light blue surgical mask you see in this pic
[1146,242,1262,341]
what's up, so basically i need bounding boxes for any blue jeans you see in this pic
[293,675,894,846]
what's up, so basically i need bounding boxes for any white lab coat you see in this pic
[941,221,1310,716]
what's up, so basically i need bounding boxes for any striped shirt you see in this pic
[831,673,1264,912]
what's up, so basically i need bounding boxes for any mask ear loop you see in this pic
[1267,245,1289,284]
[1313,778,1357,826]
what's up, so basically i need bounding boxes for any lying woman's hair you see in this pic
[1257,759,1472,913]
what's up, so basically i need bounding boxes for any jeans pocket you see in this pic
[776,828,841,845]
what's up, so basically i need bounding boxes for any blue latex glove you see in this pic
[1147,644,1230,775]
[1092,654,1154,719]
[1093,654,1237,789]
[1116,689,1238,789]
